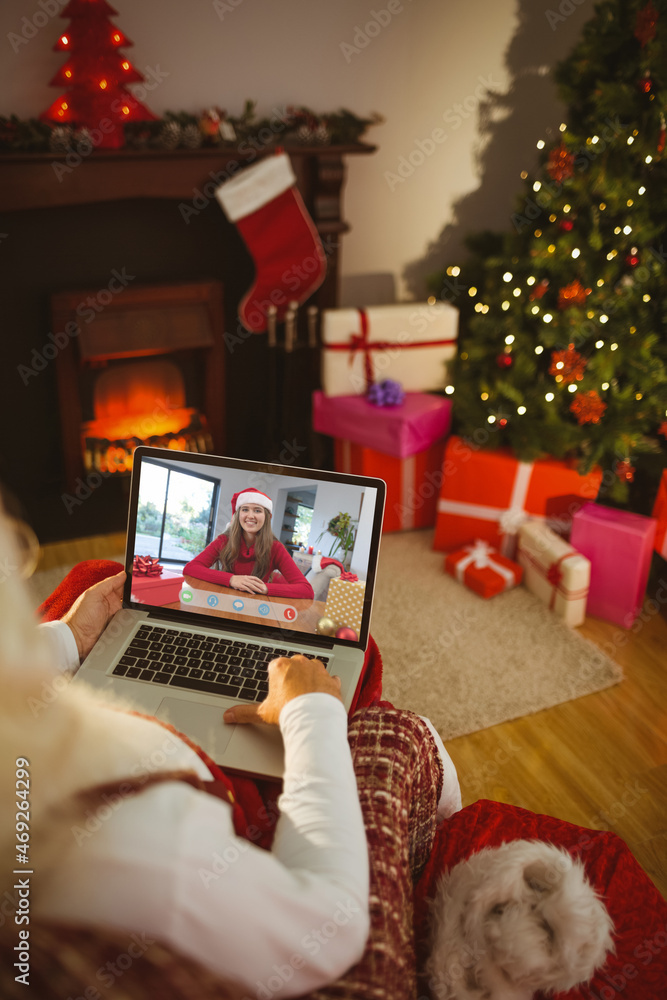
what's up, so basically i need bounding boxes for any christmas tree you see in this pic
[436,0,667,504]
[40,0,157,149]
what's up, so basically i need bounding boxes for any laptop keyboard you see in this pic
[111,624,330,703]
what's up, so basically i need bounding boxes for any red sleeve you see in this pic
[265,542,314,599]
[183,535,234,586]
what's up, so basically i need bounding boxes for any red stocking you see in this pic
[215,152,326,332]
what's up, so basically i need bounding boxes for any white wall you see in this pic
[1,0,590,298]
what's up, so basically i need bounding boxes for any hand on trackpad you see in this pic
[156,697,236,760]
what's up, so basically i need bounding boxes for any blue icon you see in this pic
[232,599,245,611]
[258,603,270,616]
[206,594,219,608]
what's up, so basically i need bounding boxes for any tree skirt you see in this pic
[371,529,623,740]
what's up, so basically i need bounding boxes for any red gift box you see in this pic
[652,469,667,559]
[334,438,445,532]
[434,436,603,557]
[131,569,185,606]
[445,540,523,598]
[313,391,452,458]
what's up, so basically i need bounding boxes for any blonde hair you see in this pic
[219,507,276,579]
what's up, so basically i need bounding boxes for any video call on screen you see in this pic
[129,454,378,639]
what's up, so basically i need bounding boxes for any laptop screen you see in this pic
[124,447,386,649]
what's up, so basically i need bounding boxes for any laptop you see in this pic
[76,445,386,778]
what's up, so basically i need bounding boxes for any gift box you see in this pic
[651,469,667,559]
[335,438,445,532]
[517,520,591,627]
[321,303,458,396]
[434,436,603,557]
[445,540,522,599]
[313,390,452,459]
[570,503,656,627]
[324,576,366,635]
[131,569,185,606]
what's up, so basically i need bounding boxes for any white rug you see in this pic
[370,530,623,740]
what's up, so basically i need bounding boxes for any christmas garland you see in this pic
[0,103,382,154]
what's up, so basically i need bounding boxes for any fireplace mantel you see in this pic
[1,142,375,213]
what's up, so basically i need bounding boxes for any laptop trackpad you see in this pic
[156,698,236,761]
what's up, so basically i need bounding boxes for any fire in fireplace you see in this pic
[51,280,226,487]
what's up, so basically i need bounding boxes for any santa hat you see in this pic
[231,488,273,517]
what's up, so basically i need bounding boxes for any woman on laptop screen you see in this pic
[183,487,314,599]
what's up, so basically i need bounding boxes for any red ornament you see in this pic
[635,0,659,46]
[549,344,587,383]
[496,353,513,369]
[626,254,639,268]
[498,418,508,428]
[559,219,574,232]
[547,144,575,183]
[40,0,158,149]
[639,73,653,94]
[616,461,635,483]
[335,626,358,642]
[570,391,607,425]
[557,279,591,309]
[529,279,549,301]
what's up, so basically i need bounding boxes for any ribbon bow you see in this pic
[340,570,359,582]
[133,555,163,577]
[455,540,517,590]
[499,505,529,536]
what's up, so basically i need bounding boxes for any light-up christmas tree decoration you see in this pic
[436,0,667,503]
[40,0,157,149]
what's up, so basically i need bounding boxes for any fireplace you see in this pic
[51,279,225,488]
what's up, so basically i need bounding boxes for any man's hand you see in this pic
[223,655,343,726]
[61,570,126,660]
[230,575,268,594]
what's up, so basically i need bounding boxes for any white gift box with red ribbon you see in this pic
[321,303,458,396]
[516,520,591,627]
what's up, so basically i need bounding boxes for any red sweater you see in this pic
[183,534,314,599]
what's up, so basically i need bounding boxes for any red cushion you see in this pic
[414,799,667,1000]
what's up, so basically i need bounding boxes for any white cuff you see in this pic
[215,152,295,222]
[419,716,462,820]
[38,620,80,674]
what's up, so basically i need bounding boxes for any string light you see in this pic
[505,335,515,345]
[502,301,510,310]
[527,276,536,285]
[623,225,632,234]
[481,392,489,400]
[571,248,580,258]
[559,123,567,132]
[610,343,618,351]
[520,170,528,179]
[627,199,634,207]
[545,392,555,401]
[445,385,455,394]
[121,105,130,116]
[600,315,609,324]
[122,60,130,70]
[65,68,72,78]
[99,78,108,89]
[599,202,606,210]
[543,313,553,323]
[60,34,69,45]
[627,136,635,145]
[535,345,544,354]
[645,155,653,163]
[468,286,477,297]
[563,204,571,213]
[536,139,545,149]
[635,392,643,400]
[601,382,610,390]
[549,213,557,222]
[517,405,527,414]
[638,186,646,195]
[568,384,578,393]
[533,181,542,191]
[597,278,605,286]
[531,305,539,314]
[614,226,621,234]
[595,340,604,348]
[629,326,637,334]
[446,266,461,276]
[503,272,513,282]
[513,288,521,297]
[591,135,599,144]
[488,415,496,424]
[535,230,543,238]
[547,243,555,252]
[643,293,651,302]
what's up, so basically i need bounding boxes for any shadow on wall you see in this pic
[403,0,592,297]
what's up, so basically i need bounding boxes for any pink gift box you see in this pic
[313,391,452,459]
[570,503,656,627]
[131,569,185,607]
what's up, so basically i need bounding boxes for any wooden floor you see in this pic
[36,533,667,899]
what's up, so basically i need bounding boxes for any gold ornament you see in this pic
[316,616,337,636]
